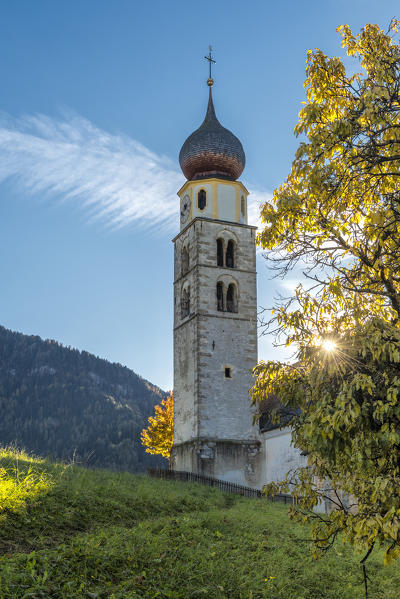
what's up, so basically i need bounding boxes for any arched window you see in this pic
[181,285,190,319]
[226,240,235,268]
[226,283,238,313]
[181,246,189,275]
[197,189,206,210]
[216,282,224,312]
[217,238,224,267]
[241,196,246,217]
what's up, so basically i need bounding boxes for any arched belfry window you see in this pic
[226,240,235,268]
[217,239,224,267]
[181,246,189,275]
[216,282,224,312]
[181,285,190,319]
[226,283,238,313]
[197,189,206,210]
[241,196,246,218]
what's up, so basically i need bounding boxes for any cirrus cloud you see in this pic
[0,110,272,232]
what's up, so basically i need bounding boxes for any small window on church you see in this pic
[224,367,232,379]
[217,238,224,267]
[226,240,235,268]
[216,282,224,312]
[181,246,189,275]
[181,285,190,319]
[198,189,207,210]
[241,196,246,217]
[226,283,238,313]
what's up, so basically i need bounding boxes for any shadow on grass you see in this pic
[0,448,240,554]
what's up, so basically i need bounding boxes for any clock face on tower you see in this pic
[180,194,191,224]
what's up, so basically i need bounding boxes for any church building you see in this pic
[171,56,306,490]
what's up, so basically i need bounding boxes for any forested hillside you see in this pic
[0,326,167,471]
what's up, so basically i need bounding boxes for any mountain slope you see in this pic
[0,325,166,471]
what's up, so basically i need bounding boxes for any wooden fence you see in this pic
[147,468,295,504]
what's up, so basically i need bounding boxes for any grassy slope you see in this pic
[0,449,398,599]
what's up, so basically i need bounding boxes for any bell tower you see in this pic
[171,53,262,487]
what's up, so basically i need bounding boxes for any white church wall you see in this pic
[262,427,333,513]
[262,427,307,485]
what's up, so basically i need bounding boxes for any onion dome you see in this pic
[179,86,246,181]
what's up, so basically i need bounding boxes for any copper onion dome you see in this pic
[179,86,246,181]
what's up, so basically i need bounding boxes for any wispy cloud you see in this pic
[0,111,184,230]
[244,186,272,231]
[0,110,272,231]
[279,279,301,293]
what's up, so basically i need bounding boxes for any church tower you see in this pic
[171,55,262,488]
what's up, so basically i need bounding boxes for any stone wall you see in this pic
[171,439,262,487]
[172,215,263,488]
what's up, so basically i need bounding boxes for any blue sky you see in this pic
[0,1,398,390]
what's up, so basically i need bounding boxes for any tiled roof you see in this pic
[258,395,301,433]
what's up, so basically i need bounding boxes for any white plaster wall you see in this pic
[178,179,250,228]
[263,427,307,484]
[217,183,236,222]
[239,193,248,225]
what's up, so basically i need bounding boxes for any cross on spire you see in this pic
[204,45,216,86]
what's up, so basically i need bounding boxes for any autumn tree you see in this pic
[141,391,174,459]
[252,20,400,572]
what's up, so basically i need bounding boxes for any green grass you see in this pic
[0,448,398,598]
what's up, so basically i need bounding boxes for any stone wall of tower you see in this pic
[173,317,197,445]
[195,219,258,442]
[173,220,199,446]
[172,215,264,487]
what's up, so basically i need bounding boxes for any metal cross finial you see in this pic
[204,45,216,85]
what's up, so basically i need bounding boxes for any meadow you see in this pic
[0,448,398,598]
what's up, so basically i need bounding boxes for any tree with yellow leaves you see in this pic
[141,391,173,459]
[251,19,400,582]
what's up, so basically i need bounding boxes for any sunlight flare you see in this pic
[321,339,337,353]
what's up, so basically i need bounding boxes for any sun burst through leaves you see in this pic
[321,339,337,353]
